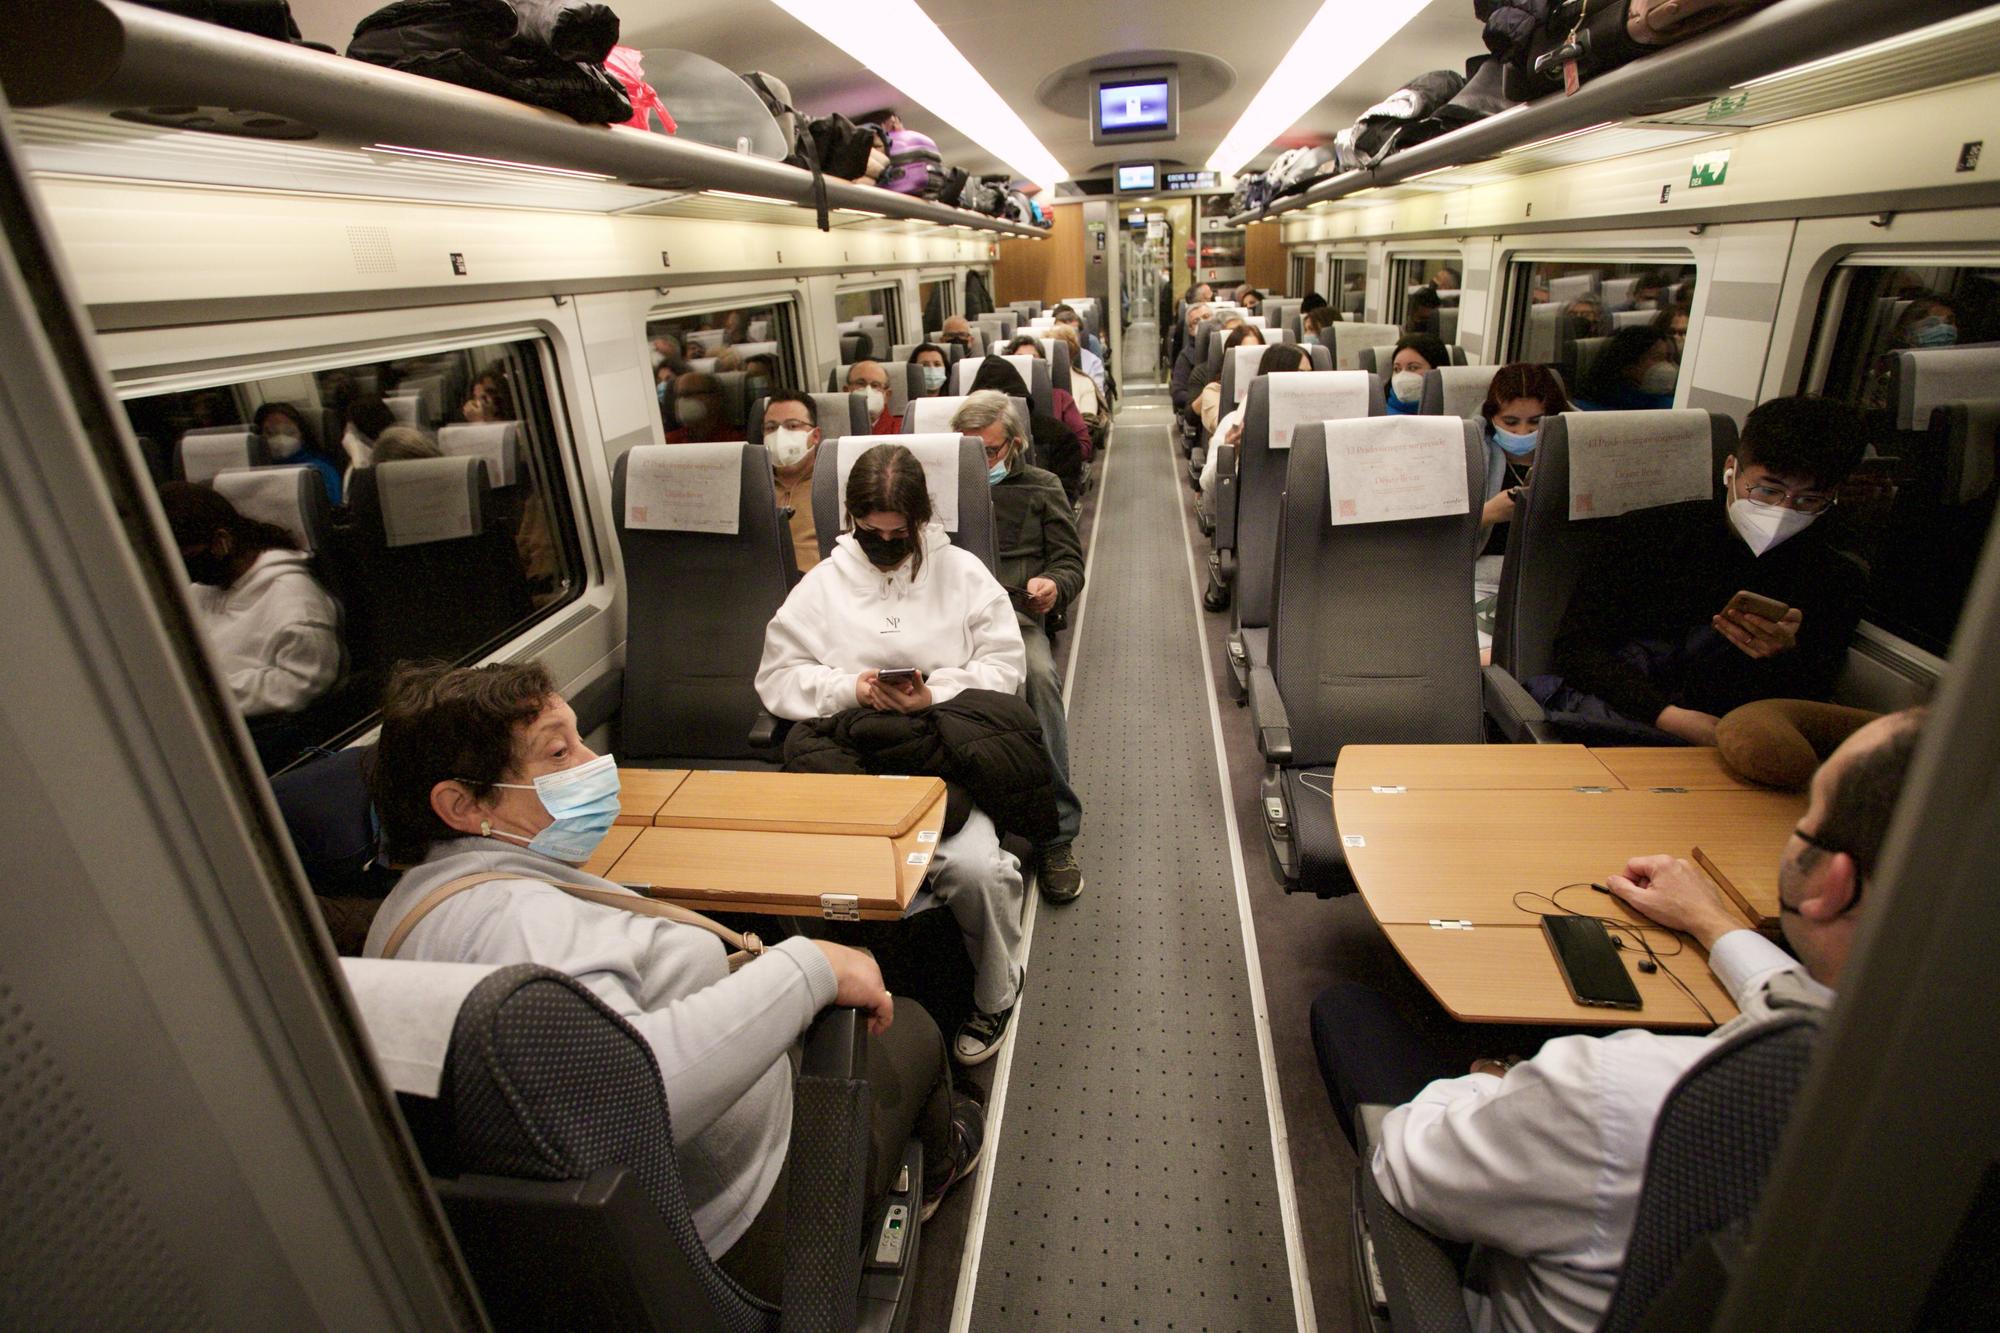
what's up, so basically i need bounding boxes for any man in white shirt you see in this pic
[1312,707,1925,1333]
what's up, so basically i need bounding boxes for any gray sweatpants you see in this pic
[921,807,1025,1014]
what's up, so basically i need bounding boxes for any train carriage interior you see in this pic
[4,1,2000,1329]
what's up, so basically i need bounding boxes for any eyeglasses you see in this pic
[1742,480,1836,515]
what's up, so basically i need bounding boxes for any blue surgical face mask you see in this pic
[987,458,1009,485]
[1492,425,1539,456]
[1911,316,1958,348]
[480,753,622,864]
[920,364,948,392]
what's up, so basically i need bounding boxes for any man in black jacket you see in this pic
[1170,301,1216,413]
[953,391,1089,903]
[1534,396,1870,745]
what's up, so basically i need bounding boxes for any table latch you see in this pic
[1428,918,1474,930]
[1649,786,1689,793]
[1573,785,1611,794]
[820,893,861,921]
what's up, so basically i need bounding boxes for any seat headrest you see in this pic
[211,465,331,552]
[836,362,910,417]
[374,455,487,547]
[907,394,1029,444]
[1331,323,1404,371]
[952,353,1041,397]
[684,328,726,354]
[1263,371,1374,449]
[834,433,963,532]
[1317,416,1473,526]
[1422,364,1499,421]
[1934,399,2000,504]
[807,391,867,439]
[1612,309,1656,331]
[1896,347,2000,431]
[733,340,780,361]
[622,441,747,534]
[437,421,521,487]
[1548,273,1600,304]
[179,428,262,483]
[384,394,423,426]
[340,957,505,1097]
[1556,409,1716,520]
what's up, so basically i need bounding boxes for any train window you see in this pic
[921,277,954,335]
[646,299,800,439]
[1288,251,1314,299]
[1798,258,2000,656]
[1501,256,1697,409]
[122,337,585,773]
[1329,255,1367,318]
[835,285,903,358]
[1388,252,1464,329]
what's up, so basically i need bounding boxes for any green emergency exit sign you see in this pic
[1689,149,1732,189]
[1705,91,1750,120]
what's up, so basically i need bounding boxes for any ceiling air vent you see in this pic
[109,106,316,140]
[347,226,397,275]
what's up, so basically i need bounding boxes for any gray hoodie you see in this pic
[363,837,836,1253]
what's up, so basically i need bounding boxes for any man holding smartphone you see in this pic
[1531,396,1869,745]
[1312,708,1925,1333]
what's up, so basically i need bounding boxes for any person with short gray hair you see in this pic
[951,391,1087,904]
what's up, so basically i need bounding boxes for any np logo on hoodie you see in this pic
[882,616,901,634]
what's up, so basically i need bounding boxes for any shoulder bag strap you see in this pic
[382,872,767,971]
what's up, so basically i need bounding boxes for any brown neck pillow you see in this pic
[1714,698,1883,790]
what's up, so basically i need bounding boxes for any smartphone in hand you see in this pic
[1723,590,1790,622]
[877,667,920,689]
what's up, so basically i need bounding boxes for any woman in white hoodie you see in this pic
[161,481,342,719]
[756,443,1031,1066]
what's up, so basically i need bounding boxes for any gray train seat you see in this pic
[950,353,1054,419]
[176,426,269,483]
[1486,410,1737,742]
[1418,365,1500,420]
[1225,371,1381,702]
[1356,344,1470,376]
[750,393,870,444]
[346,959,920,1333]
[1349,1010,1822,1333]
[1934,399,2000,505]
[811,433,998,576]
[613,442,792,768]
[211,464,332,553]
[905,393,1031,445]
[1250,417,1485,895]
[1890,346,2000,432]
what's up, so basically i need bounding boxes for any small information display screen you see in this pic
[1098,80,1172,133]
[1116,163,1158,192]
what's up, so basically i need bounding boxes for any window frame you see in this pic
[112,320,603,761]
[918,274,956,339]
[833,283,904,353]
[644,291,806,391]
[1386,249,1464,325]
[1496,248,1697,366]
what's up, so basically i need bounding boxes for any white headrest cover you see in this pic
[835,433,962,532]
[1434,365,1499,421]
[1321,416,1470,526]
[340,958,502,1097]
[1268,371,1372,450]
[376,456,482,547]
[624,441,745,534]
[180,429,257,483]
[1332,323,1404,371]
[1899,347,2000,431]
[211,465,321,551]
[437,421,520,487]
[1563,409,1713,520]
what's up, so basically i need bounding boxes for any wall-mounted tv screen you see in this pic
[1116,162,1158,192]
[1091,67,1178,146]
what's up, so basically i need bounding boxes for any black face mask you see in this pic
[852,526,911,568]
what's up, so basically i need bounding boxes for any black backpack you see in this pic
[937,166,971,209]
[347,0,631,126]
[740,70,832,231]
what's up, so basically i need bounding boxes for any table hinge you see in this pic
[1573,785,1611,794]
[1370,785,1406,794]
[1649,786,1688,793]
[1428,918,1473,930]
[820,893,861,921]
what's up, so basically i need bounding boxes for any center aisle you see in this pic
[960,396,1309,1330]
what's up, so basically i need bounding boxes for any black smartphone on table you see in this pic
[1542,914,1643,1010]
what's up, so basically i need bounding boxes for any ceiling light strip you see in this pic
[1207,0,1433,176]
[767,0,1069,188]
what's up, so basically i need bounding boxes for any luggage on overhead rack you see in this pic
[879,127,947,198]
[1272,142,1344,198]
[937,166,970,208]
[347,0,632,125]
[1501,0,1778,102]
[1389,53,1518,156]
[604,43,673,132]
[1345,67,1466,168]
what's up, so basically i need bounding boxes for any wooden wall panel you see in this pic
[1246,222,1287,296]
[994,203,1086,306]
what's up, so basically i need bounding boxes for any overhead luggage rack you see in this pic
[0,0,1048,238]
[1229,0,2000,226]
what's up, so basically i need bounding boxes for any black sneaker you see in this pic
[954,1003,1015,1066]
[1038,844,1084,904]
[920,1094,986,1221]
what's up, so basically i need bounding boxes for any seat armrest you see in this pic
[1351,1103,1475,1333]
[1213,445,1238,551]
[749,708,791,750]
[1482,664,1557,745]
[784,1008,872,1332]
[1247,664,1294,765]
[1355,1103,1394,1158]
